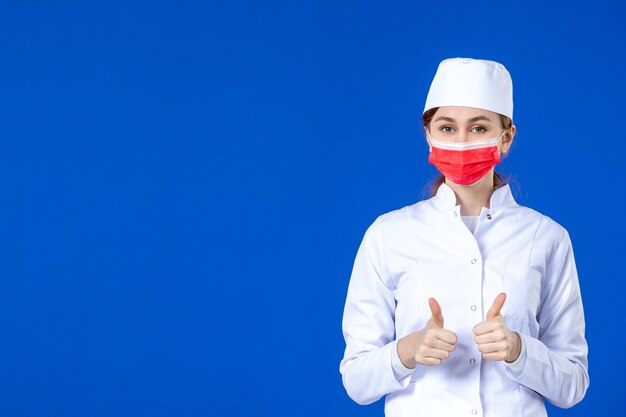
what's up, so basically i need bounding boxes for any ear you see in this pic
[424,126,432,151]
[500,124,516,155]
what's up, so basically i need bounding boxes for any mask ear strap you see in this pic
[499,128,511,153]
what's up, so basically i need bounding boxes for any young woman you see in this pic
[339,58,589,417]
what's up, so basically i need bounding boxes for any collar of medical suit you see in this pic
[431,182,518,218]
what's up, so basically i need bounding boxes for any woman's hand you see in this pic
[472,293,521,362]
[397,298,458,368]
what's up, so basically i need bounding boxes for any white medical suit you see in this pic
[340,183,589,416]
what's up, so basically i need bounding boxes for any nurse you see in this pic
[339,58,589,416]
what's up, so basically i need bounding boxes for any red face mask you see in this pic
[427,131,507,186]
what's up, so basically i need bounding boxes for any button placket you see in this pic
[470,255,480,312]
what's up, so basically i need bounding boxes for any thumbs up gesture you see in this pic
[472,293,521,362]
[397,298,458,368]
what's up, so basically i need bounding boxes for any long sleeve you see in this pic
[504,230,590,408]
[339,217,413,405]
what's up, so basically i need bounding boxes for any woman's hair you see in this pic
[422,107,513,197]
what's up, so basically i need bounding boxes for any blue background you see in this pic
[1,1,624,416]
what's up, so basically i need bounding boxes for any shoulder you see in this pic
[371,199,430,232]
[357,200,432,255]
[514,204,570,248]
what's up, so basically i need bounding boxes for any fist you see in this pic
[472,293,521,362]
[407,298,458,366]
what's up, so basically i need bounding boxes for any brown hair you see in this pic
[422,107,513,196]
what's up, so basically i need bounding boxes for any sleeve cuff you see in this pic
[391,340,415,381]
[504,332,527,377]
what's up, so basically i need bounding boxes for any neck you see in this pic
[445,170,496,216]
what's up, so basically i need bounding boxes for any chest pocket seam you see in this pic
[501,262,542,333]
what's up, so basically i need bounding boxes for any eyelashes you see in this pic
[438,125,487,133]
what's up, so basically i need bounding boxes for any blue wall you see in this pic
[0,1,623,415]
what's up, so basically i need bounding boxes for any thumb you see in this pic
[428,298,444,328]
[486,292,507,320]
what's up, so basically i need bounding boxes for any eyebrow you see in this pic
[433,115,494,123]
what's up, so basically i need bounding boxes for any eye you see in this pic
[471,126,487,133]
[439,126,454,133]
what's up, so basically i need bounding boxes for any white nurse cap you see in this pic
[423,57,513,120]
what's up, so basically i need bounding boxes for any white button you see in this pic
[454,212,458,217]
[471,409,478,415]
[471,258,477,264]
[469,358,476,364]
[471,305,477,311]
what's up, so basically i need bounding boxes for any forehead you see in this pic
[432,106,500,123]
